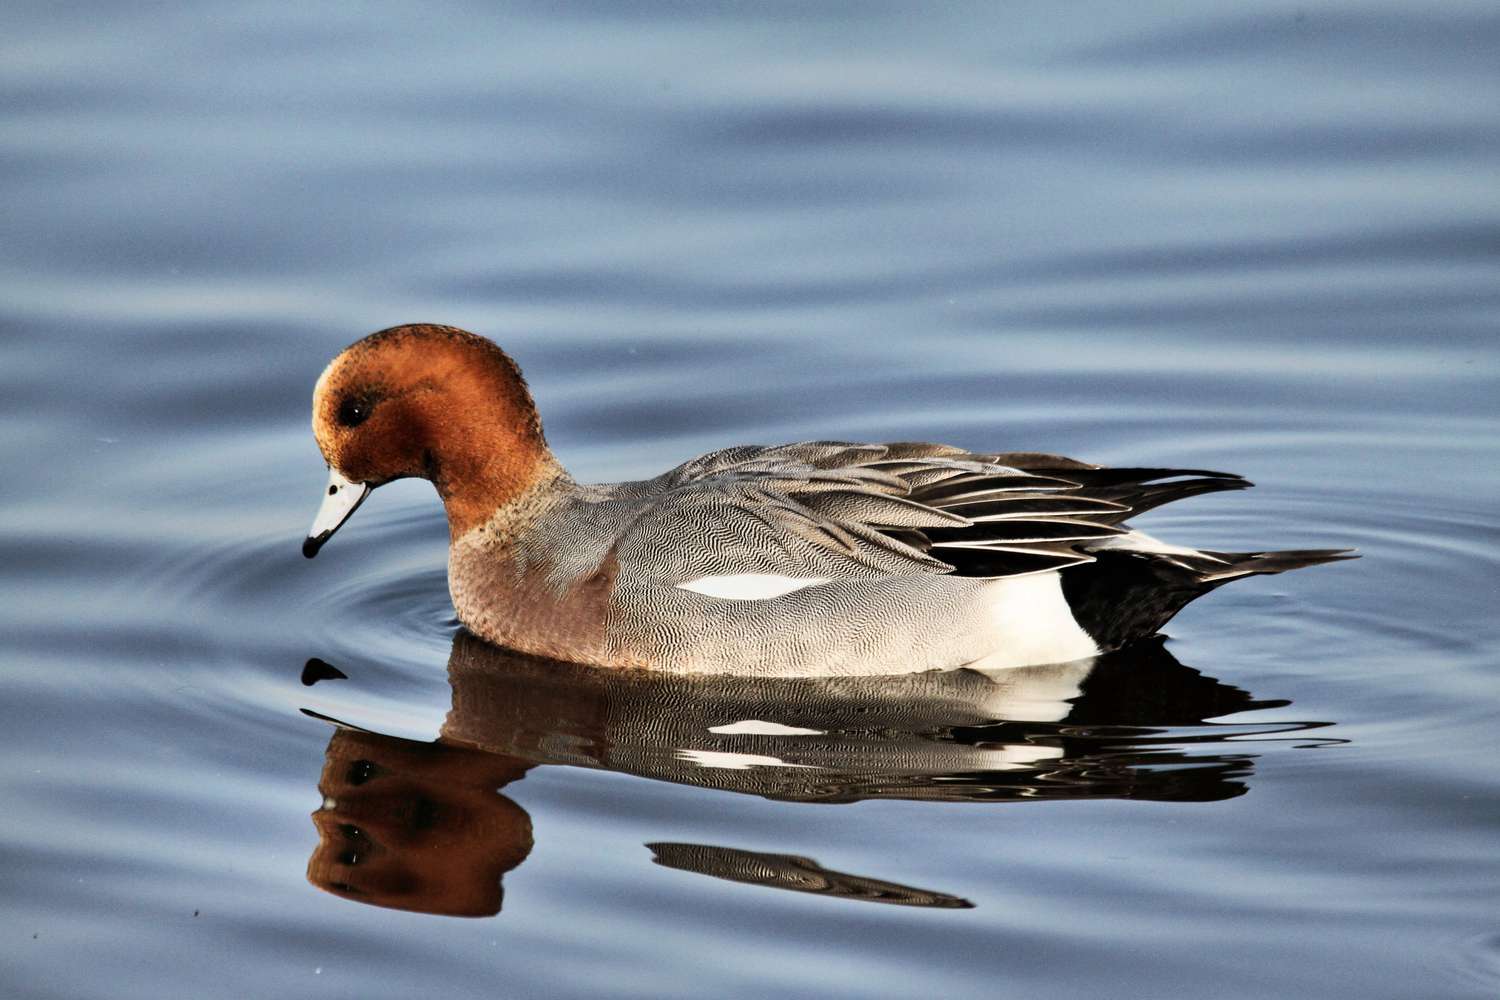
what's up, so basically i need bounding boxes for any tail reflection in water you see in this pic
[305,634,1336,915]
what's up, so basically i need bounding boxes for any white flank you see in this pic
[675,748,818,770]
[965,572,1098,672]
[707,720,825,736]
[974,743,1067,770]
[1092,529,1226,561]
[968,659,1096,722]
[676,573,831,600]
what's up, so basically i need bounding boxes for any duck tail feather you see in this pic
[1061,547,1357,649]
[1087,475,1253,520]
[1193,548,1359,581]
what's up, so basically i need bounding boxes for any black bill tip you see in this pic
[302,533,329,559]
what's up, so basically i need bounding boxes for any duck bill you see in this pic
[303,467,371,558]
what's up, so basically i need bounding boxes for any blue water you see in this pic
[2,3,1498,997]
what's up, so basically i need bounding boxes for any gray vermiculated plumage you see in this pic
[449,440,1353,674]
[624,442,1135,582]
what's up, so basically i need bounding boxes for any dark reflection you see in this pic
[647,843,973,909]
[305,633,1334,915]
[300,657,348,686]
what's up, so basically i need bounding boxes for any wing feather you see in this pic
[618,441,1254,584]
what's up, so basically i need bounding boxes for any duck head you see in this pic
[304,324,555,556]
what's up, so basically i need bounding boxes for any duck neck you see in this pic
[438,448,571,543]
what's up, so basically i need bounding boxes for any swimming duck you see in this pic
[304,324,1351,675]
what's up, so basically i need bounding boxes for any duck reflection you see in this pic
[646,843,974,909]
[306,634,1331,915]
[307,728,533,916]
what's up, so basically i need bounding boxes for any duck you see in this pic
[303,323,1352,676]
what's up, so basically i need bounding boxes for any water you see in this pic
[2,2,1498,997]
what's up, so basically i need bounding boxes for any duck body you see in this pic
[444,446,1105,675]
[305,325,1352,676]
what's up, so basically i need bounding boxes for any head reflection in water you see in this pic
[307,728,533,917]
[304,633,1335,915]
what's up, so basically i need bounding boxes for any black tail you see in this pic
[1006,465,1255,524]
[1195,547,1359,580]
[1061,547,1356,650]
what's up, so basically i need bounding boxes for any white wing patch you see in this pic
[675,748,818,770]
[707,720,825,736]
[676,573,832,600]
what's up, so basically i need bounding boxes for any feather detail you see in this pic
[612,442,1346,588]
[926,519,1125,546]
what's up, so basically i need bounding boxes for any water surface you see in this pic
[3,3,1498,998]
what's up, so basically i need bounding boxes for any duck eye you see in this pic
[337,396,371,428]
